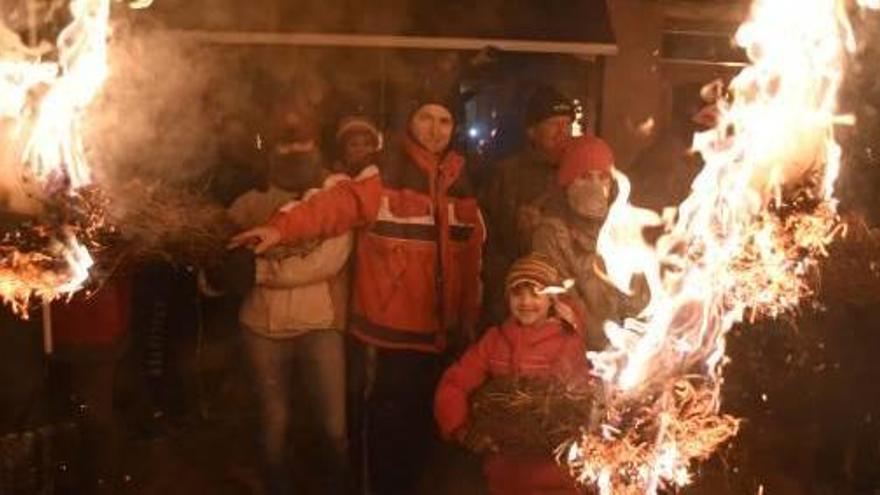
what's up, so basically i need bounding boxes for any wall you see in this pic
[600,0,666,170]
[600,0,746,170]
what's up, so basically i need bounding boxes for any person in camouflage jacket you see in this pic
[532,136,648,349]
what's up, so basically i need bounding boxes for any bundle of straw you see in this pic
[104,180,236,267]
[0,180,236,316]
[560,377,739,491]
[0,186,121,316]
[464,376,593,456]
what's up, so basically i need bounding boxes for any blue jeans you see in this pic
[243,329,348,495]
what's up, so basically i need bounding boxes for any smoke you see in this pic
[85,25,245,187]
[3,0,602,211]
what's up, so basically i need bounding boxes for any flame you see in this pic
[0,231,94,316]
[563,0,874,492]
[21,0,112,188]
[0,0,115,314]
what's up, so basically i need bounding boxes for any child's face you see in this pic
[508,283,552,326]
[343,132,377,167]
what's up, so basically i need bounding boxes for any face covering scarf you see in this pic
[566,177,610,220]
[268,151,323,193]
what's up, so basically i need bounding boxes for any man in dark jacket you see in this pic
[480,85,574,327]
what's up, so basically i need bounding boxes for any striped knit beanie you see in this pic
[505,253,562,292]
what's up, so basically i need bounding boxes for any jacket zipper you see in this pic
[433,159,446,335]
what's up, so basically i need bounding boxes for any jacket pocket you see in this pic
[356,234,401,312]
[356,232,438,330]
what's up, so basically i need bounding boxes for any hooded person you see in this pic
[480,84,576,328]
[230,76,485,495]
[531,135,647,349]
[203,102,355,494]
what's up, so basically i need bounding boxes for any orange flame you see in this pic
[0,0,115,314]
[565,0,874,492]
[21,0,112,188]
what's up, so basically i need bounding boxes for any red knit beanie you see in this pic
[557,135,615,188]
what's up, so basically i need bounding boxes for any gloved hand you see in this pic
[203,247,256,295]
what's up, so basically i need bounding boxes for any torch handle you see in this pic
[42,300,53,355]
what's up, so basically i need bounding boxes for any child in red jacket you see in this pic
[435,253,590,495]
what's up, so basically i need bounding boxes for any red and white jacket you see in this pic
[268,135,485,353]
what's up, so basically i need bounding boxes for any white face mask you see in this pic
[566,176,610,219]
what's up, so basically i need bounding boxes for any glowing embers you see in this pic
[565,0,868,493]
[0,0,112,315]
[560,378,738,494]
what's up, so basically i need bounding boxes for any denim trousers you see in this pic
[242,329,349,494]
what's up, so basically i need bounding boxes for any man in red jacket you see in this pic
[233,84,485,494]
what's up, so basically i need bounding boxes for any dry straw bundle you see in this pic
[104,179,236,266]
[0,180,235,315]
[463,376,593,455]
[560,377,739,491]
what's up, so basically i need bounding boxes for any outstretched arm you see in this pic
[231,166,382,254]
[256,232,353,288]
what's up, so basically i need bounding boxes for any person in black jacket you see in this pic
[480,85,575,327]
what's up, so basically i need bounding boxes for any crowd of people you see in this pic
[215,81,648,495]
[8,79,697,495]
[4,53,880,495]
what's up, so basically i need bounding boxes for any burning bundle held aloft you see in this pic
[0,0,230,318]
[561,0,878,493]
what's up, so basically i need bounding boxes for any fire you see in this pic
[0,0,116,315]
[21,0,112,189]
[562,0,875,492]
[0,232,93,316]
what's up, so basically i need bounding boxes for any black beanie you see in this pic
[524,85,575,127]
[406,75,463,124]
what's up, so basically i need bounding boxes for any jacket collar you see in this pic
[401,134,464,185]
